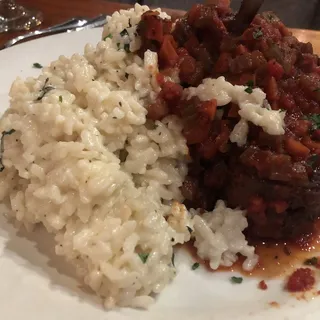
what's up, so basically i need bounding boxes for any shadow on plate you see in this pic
[0,211,102,309]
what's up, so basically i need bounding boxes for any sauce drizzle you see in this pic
[186,219,320,279]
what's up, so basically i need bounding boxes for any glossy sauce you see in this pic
[186,219,320,279]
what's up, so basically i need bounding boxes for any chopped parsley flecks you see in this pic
[191,262,200,270]
[307,154,318,168]
[103,33,112,40]
[120,29,129,37]
[244,80,254,94]
[0,129,16,172]
[305,114,320,130]
[304,257,318,266]
[244,87,253,94]
[59,95,63,103]
[33,62,43,69]
[138,253,149,264]
[36,78,55,101]
[246,80,254,88]
[253,28,264,40]
[230,276,243,284]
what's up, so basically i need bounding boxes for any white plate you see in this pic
[0,28,319,320]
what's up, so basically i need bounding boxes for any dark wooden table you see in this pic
[0,0,319,52]
[0,0,183,48]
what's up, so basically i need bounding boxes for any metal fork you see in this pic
[2,14,106,49]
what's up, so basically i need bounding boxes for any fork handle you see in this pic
[32,15,105,37]
[3,19,87,48]
[3,15,106,49]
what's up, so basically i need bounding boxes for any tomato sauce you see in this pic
[185,219,320,279]
[138,4,320,241]
[258,280,268,290]
[286,268,315,292]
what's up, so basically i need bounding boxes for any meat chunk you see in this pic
[147,98,169,120]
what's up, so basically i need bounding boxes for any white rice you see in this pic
[184,76,286,146]
[192,201,258,271]
[0,4,258,309]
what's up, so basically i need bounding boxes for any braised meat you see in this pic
[138,2,320,239]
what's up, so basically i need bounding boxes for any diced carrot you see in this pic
[247,196,267,215]
[176,47,189,57]
[198,135,219,159]
[235,44,248,55]
[143,15,164,43]
[219,142,230,153]
[259,39,269,53]
[160,81,183,105]
[162,19,173,34]
[183,124,210,145]
[279,93,296,112]
[187,4,202,25]
[289,120,311,137]
[142,10,160,18]
[302,137,320,151]
[269,200,289,214]
[178,55,196,78]
[278,22,291,37]
[183,35,200,55]
[214,52,231,73]
[200,99,217,121]
[266,76,279,102]
[242,27,254,41]
[211,0,231,9]
[251,50,267,69]
[198,121,230,159]
[285,137,310,158]
[159,35,179,68]
[267,59,284,80]
[271,101,280,110]
[156,73,165,87]
[147,98,169,121]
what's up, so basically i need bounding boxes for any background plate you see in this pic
[0,28,319,320]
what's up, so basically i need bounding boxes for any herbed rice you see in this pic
[0,4,257,309]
